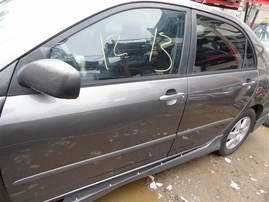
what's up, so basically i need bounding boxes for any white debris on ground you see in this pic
[225,157,232,163]
[148,175,154,181]
[156,182,163,188]
[142,127,268,202]
[255,189,266,195]
[230,180,240,191]
[180,196,190,202]
[250,177,258,182]
[148,176,163,190]
[249,154,260,164]
[149,181,158,190]
[260,189,266,194]
[166,184,172,191]
[97,127,268,202]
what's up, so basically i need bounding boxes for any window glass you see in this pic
[50,9,186,82]
[194,15,249,73]
[254,23,269,42]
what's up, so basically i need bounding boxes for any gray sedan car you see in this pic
[0,0,269,201]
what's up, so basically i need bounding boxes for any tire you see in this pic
[218,109,255,156]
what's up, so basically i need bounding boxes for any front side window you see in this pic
[194,15,254,73]
[50,9,186,82]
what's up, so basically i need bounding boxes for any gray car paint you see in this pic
[0,0,269,202]
[0,78,187,201]
[170,70,259,155]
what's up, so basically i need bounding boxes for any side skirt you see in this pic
[47,135,223,202]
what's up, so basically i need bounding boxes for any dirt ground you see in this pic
[96,125,269,202]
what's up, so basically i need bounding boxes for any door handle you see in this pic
[242,80,256,87]
[159,92,185,101]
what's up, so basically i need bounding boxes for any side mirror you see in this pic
[18,59,81,99]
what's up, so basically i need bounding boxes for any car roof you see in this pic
[0,0,244,70]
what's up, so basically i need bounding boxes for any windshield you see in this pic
[0,0,90,70]
[0,0,22,45]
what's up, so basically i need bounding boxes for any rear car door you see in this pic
[169,11,258,155]
[0,4,190,202]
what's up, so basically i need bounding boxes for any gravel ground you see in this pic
[96,125,269,202]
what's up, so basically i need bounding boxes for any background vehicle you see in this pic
[0,0,269,201]
[254,21,269,52]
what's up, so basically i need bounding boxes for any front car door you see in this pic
[169,11,258,155]
[0,4,190,201]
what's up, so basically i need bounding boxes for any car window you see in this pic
[194,15,253,73]
[50,9,186,83]
[254,23,269,42]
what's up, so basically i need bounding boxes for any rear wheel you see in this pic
[218,109,255,156]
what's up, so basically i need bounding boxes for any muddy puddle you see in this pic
[95,178,157,202]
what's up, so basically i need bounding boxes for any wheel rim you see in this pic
[226,117,251,150]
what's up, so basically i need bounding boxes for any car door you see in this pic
[169,11,258,155]
[0,5,190,202]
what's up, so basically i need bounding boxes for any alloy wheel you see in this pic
[226,117,251,150]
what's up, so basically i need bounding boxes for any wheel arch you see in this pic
[251,104,264,121]
[250,104,264,132]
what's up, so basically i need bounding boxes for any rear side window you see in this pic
[194,15,254,73]
[50,9,186,83]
